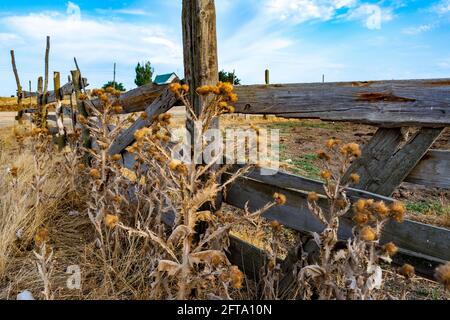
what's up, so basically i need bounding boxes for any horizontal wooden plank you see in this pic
[92,82,168,114]
[36,79,87,105]
[23,106,73,116]
[227,236,268,281]
[233,79,450,127]
[230,166,395,203]
[223,171,450,262]
[406,150,450,188]
[100,78,450,126]
[108,87,178,155]
[22,91,38,98]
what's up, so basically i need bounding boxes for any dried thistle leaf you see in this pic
[190,250,229,267]
[157,260,181,277]
[168,225,192,248]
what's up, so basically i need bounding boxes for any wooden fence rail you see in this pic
[233,80,450,127]
[114,79,450,127]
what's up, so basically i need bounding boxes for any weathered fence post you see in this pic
[28,81,32,109]
[71,69,91,149]
[54,71,66,149]
[263,69,270,120]
[182,0,221,209]
[40,36,50,129]
[68,75,76,130]
[10,50,24,122]
[182,0,219,123]
[343,127,444,196]
[36,76,44,127]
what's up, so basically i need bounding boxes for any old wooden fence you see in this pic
[10,0,450,278]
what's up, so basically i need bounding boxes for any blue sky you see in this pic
[0,0,449,96]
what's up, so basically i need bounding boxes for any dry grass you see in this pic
[0,126,87,299]
[0,97,23,112]
[0,96,69,112]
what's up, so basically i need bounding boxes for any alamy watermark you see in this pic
[169,123,280,176]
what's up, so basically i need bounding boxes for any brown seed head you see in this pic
[308,192,319,203]
[326,138,340,149]
[140,112,148,119]
[10,166,19,177]
[399,264,415,279]
[435,262,450,291]
[341,143,362,158]
[350,173,361,184]
[89,168,101,180]
[360,226,377,242]
[112,106,123,114]
[219,82,234,94]
[317,150,331,161]
[354,199,367,213]
[321,170,332,180]
[230,266,244,290]
[35,227,50,247]
[111,154,122,161]
[168,160,182,171]
[105,214,119,229]
[78,115,88,125]
[270,220,283,232]
[390,202,406,223]
[373,201,390,217]
[196,85,211,95]
[273,193,287,205]
[169,83,181,93]
[228,93,238,103]
[383,242,399,257]
[353,212,369,225]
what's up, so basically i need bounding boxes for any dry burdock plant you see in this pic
[292,139,408,300]
[114,82,280,300]
[61,83,280,300]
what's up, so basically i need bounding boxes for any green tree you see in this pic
[219,70,241,85]
[135,61,154,87]
[102,81,126,91]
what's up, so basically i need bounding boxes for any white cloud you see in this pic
[0,32,21,42]
[265,0,357,24]
[218,11,346,85]
[66,1,81,20]
[432,0,450,14]
[438,57,450,69]
[0,2,182,93]
[95,8,152,16]
[344,4,392,30]
[264,0,392,30]
[403,24,434,35]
